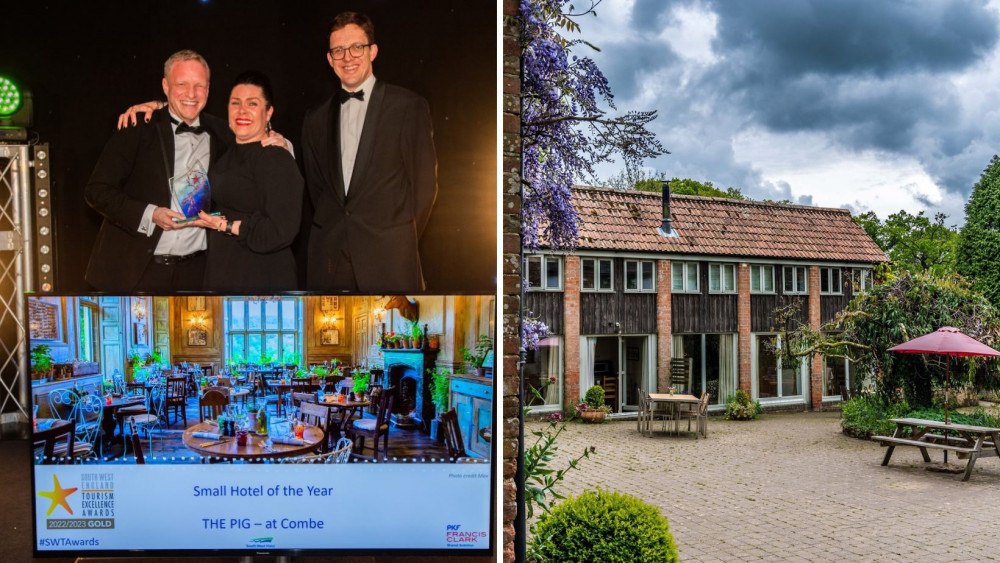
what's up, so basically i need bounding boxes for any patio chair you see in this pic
[678,392,710,438]
[53,394,101,461]
[288,437,353,464]
[131,384,166,454]
[47,389,76,421]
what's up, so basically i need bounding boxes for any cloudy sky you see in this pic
[579,0,1000,224]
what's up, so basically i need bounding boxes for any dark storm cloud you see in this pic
[593,39,678,102]
[711,0,997,78]
[628,0,673,34]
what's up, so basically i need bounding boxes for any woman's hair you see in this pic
[231,70,274,108]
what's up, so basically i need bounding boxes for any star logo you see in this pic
[37,474,78,517]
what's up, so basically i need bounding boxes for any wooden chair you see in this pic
[34,420,76,464]
[199,389,230,422]
[678,392,710,438]
[636,386,648,434]
[601,376,618,412]
[165,376,188,427]
[670,358,691,391]
[440,408,474,462]
[298,401,331,452]
[348,386,395,462]
[290,392,318,409]
[127,417,146,464]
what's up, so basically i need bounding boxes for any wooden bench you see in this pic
[874,418,1000,481]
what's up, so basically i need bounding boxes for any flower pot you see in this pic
[580,410,606,424]
[428,334,440,350]
[354,391,365,401]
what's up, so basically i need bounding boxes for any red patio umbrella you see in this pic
[888,326,1000,447]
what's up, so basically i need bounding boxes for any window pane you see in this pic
[757,336,778,399]
[248,334,262,363]
[282,334,297,364]
[784,268,793,292]
[832,269,841,293]
[641,262,654,291]
[724,265,735,292]
[264,334,279,362]
[763,266,773,292]
[626,261,638,290]
[247,301,262,330]
[599,260,612,290]
[264,300,279,330]
[582,260,595,290]
[750,266,761,292]
[687,264,698,291]
[796,268,806,292]
[230,301,245,330]
[281,299,296,330]
[709,264,721,291]
[524,338,561,407]
[672,263,683,290]
[527,257,541,289]
[231,334,245,363]
[545,258,560,289]
[821,269,830,293]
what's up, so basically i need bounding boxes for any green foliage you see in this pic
[524,420,594,519]
[958,155,1000,310]
[409,319,423,340]
[428,367,451,413]
[311,366,329,378]
[461,334,493,369]
[352,371,370,394]
[281,351,301,365]
[147,349,163,365]
[855,210,958,276]
[724,389,763,421]
[906,406,1000,428]
[832,271,1000,406]
[528,488,678,563]
[583,385,605,409]
[293,368,309,379]
[30,344,53,374]
[840,394,910,439]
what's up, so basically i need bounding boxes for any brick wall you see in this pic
[564,255,581,404]
[656,259,672,393]
[808,265,823,410]
[738,263,752,393]
[501,0,520,560]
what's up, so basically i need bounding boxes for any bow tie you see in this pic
[174,122,206,135]
[338,88,365,104]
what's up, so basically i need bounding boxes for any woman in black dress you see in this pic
[198,71,302,291]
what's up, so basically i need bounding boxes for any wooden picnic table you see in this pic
[646,393,700,436]
[874,417,1000,481]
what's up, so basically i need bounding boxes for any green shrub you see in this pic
[905,406,1000,429]
[528,488,678,563]
[840,394,909,439]
[724,389,762,421]
[583,385,605,410]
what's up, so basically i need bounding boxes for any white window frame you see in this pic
[819,267,842,295]
[708,263,737,294]
[783,266,808,295]
[523,336,563,412]
[624,260,656,293]
[822,354,852,400]
[525,255,563,291]
[225,297,303,365]
[671,262,700,293]
[752,333,806,402]
[581,258,614,292]
[858,268,874,291]
[750,265,775,294]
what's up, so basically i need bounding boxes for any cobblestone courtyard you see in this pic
[528,411,1000,562]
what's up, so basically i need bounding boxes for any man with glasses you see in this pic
[301,11,438,292]
[84,50,228,292]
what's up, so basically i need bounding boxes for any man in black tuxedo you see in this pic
[84,50,230,292]
[301,12,437,292]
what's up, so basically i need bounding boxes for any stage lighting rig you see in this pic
[0,75,32,143]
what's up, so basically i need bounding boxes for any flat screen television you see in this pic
[29,294,495,557]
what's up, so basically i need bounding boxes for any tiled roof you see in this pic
[565,186,887,263]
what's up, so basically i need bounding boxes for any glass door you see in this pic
[619,336,649,411]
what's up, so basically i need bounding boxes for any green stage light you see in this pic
[0,76,22,116]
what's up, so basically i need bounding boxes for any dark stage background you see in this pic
[1,0,497,294]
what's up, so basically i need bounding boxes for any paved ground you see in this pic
[527,411,1000,562]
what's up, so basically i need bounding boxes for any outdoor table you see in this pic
[874,417,1000,481]
[182,421,323,462]
[646,393,700,436]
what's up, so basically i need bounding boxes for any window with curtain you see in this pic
[523,336,562,407]
[750,264,774,293]
[225,297,302,364]
[671,262,699,293]
[708,263,736,293]
[756,334,801,398]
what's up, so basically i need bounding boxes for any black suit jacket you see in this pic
[84,109,230,291]
[301,80,437,292]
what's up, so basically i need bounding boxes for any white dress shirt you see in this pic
[340,74,377,194]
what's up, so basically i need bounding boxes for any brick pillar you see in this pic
[738,263,752,394]
[501,2,520,560]
[808,265,823,410]
[564,255,581,405]
[656,259,672,393]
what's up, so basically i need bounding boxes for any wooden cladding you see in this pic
[579,291,656,334]
[751,294,809,332]
[525,292,563,335]
[671,293,738,333]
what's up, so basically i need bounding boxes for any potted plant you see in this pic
[30,344,53,383]
[576,385,612,423]
[125,349,143,382]
[352,371,370,401]
[428,367,452,441]
[409,319,424,349]
[461,334,493,376]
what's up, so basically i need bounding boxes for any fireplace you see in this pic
[381,348,438,433]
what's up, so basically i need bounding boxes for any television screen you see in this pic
[29,294,495,556]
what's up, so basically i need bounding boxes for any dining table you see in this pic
[646,393,701,436]
[317,395,371,435]
[100,394,146,448]
[182,420,324,462]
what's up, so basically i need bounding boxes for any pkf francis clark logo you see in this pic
[37,473,116,529]
[445,524,487,547]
